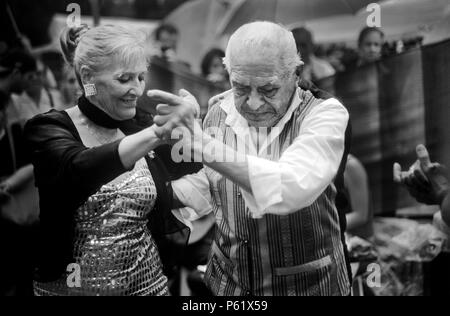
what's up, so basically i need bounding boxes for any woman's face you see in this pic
[359,31,383,63]
[90,56,147,121]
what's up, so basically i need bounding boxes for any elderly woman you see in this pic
[25,25,197,296]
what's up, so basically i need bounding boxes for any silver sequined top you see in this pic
[34,158,168,296]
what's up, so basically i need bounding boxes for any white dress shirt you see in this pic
[172,88,349,219]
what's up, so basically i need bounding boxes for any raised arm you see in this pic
[394,144,450,226]
[25,112,162,204]
[148,89,348,218]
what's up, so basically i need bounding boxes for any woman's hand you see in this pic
[147,89,200,142]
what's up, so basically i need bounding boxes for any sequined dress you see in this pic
[34,159,169,296]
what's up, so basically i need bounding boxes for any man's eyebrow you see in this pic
[232,81,248,87]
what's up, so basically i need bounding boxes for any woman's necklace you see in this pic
[80,115,120,145]
[76,95,121,145]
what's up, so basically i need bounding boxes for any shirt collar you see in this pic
[220,87,303,156]
[221,87,303,128]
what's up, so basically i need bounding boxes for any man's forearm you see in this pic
[195,132,253,194]
[205,160,252,193]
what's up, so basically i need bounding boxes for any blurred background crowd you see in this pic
[1,0,450,296]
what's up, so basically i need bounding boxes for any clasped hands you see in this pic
[393,144,449,206]
[147,89,202,146]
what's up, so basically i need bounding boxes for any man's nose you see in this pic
[247,90,265,111]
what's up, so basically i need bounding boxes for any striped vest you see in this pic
[203,89,350,296]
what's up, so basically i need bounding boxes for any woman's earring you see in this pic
[83,83,97,97]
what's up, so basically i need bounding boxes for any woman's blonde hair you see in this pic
[60,24,147,86]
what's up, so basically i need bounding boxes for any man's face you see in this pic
[359,31,383,63]
[230,55,297,128]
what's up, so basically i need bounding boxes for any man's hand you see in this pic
[147,89,200,141]
[394,144,450,205]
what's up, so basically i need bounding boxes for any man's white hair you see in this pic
[223,21,303,75]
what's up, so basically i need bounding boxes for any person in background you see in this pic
[0,49,38,296]
[56,64,80,110]
[326,45,346,73]
[394,145,450,228]
[0,49,36,191]
[8,57,63,125]
[394,144,450,296]
[148,23,190,75]
[336,154,373,240]
[291,27,335,83]
[357,27,385,66]
[154,23,180,62]
[0,49,35,112]
[200,48,230,91]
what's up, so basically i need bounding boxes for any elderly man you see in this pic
[148,21,350,296]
